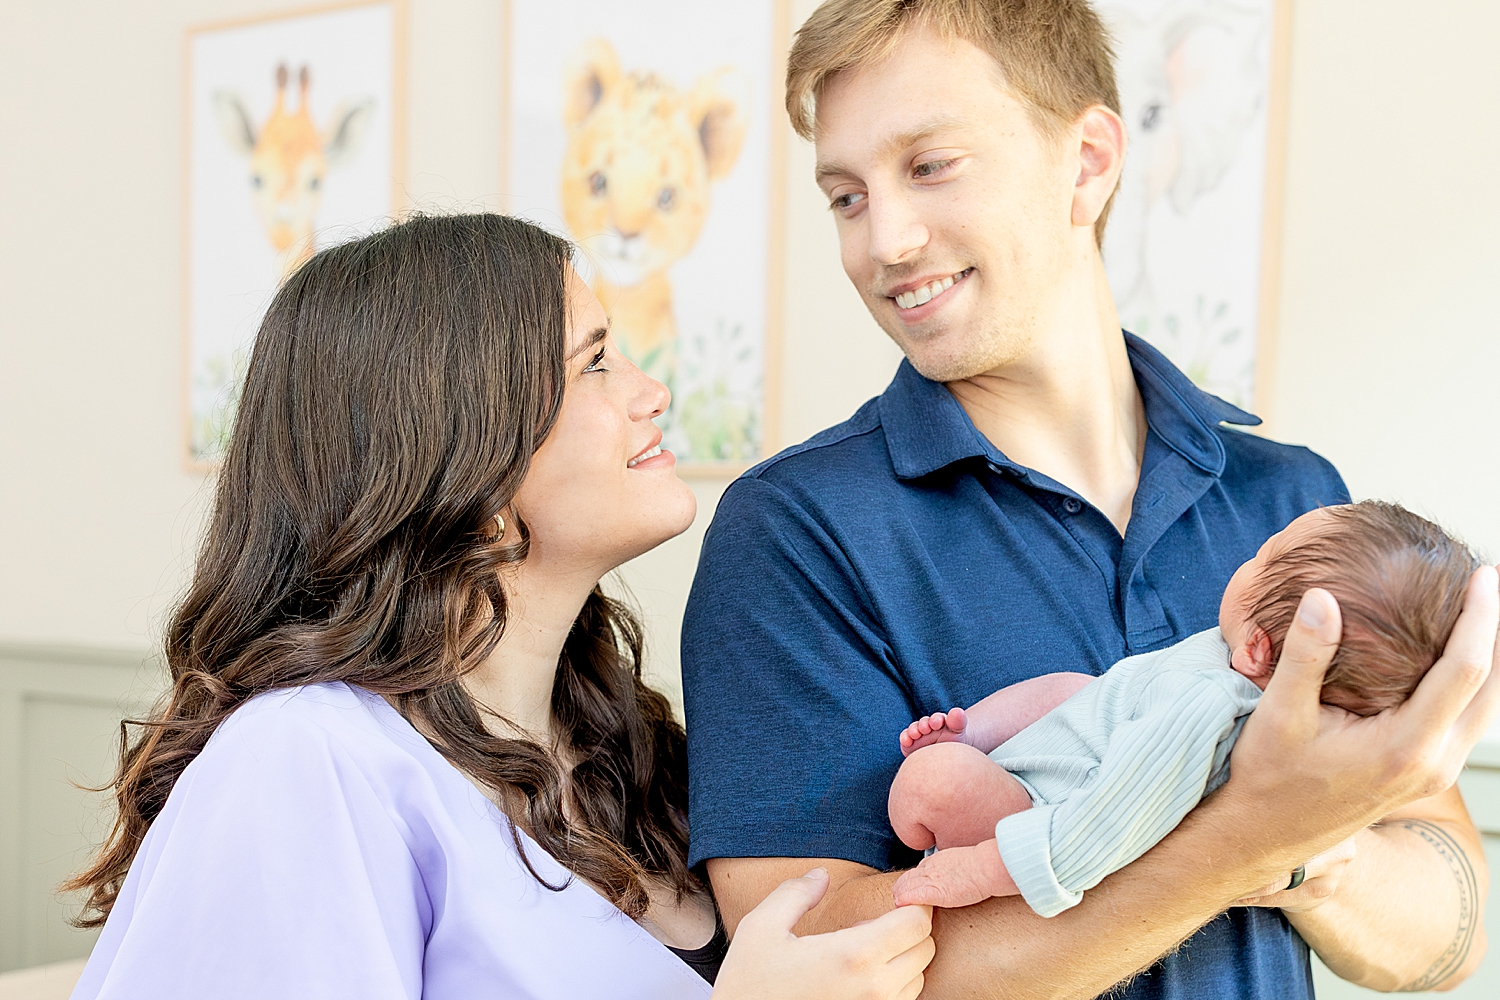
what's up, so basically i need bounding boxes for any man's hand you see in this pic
[1234,835,1358,912]
[1222,573,1500,874]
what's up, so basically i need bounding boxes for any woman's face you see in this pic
[511,268,697,576]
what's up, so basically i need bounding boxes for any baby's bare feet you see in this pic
[899,706,970,756]
[891,839,1019,909]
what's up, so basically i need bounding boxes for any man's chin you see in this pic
[892,334,1003,384]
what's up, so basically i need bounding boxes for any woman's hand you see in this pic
[713,868,934,1000]
[1233,834,1359,913]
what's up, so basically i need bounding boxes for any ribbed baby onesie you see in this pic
[990,627,1262,917]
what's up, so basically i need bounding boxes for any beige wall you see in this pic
[3,0,1496,694]
[0,0,1498,717]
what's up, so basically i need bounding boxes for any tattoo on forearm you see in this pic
[1397,820,1478,991]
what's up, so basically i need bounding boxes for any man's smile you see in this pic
[885,267,974,316]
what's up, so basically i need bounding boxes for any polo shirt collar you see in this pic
[879,331,1261,481]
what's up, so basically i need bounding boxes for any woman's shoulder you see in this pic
[207,682,424,761]
[180,682,451,814]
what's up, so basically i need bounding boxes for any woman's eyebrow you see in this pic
[567,325,609,360]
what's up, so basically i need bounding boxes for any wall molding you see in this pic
[0,642,165,973]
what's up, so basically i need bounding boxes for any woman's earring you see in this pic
[493,513,505,538]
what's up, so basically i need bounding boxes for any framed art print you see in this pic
[184,0,405,467]
[1098,0,1291,416]
[503,0,788,473]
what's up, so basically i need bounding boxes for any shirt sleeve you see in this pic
[994,671,1249,917]
[682,476,914,870]
[77,706,428,1000]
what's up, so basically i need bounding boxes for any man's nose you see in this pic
[865,190,928,266]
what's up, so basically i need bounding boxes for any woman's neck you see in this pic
[463,558,600,742]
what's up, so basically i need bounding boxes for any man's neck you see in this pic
[946,257,1145,535]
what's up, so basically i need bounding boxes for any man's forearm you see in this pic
[716,785,1330,1000]
[1288,789,1489,992]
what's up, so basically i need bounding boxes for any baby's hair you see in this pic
[1242,501,1479,716]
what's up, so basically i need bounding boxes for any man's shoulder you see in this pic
[1214,424,1348,503]
[728,396,894,503]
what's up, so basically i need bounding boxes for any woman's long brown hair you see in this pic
[66,214,693,923]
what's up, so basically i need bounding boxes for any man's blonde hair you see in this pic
[786,0,1122,244]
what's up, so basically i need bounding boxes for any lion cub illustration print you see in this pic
[560,39,748,391]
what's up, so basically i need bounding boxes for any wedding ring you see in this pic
[1286,865,1307,891]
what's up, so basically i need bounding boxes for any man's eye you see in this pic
[913,158,953,179]
[830,191,866,212]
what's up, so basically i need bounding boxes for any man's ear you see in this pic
[1231,626,1277,680]
[1070,104,1127,232]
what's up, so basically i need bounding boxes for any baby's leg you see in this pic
[888,742,1034,852]
[958,672,1096,753]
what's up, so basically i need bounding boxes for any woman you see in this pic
[66,215,933,998]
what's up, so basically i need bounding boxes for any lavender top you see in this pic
[71,683,712,999]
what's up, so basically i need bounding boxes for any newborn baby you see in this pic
[887,501,1477,916]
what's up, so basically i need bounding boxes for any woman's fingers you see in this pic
[883,934,937,995]
[1255,589,1343,725]
[739,868,830,937]
[836,901,933,959]
[894,976,925,1000]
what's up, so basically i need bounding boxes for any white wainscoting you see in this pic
[0,644,161,974]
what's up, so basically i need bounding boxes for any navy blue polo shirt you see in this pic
[681,334,1350,999]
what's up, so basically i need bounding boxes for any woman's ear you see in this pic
[1230,626,1276,681]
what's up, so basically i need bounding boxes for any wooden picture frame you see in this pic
[500,0,790,477]
[1097,0,1293,423]
[182,0,408,471]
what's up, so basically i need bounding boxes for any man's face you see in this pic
[814,26,1085,382]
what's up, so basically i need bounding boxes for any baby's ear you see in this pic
[1231,626,1276,681]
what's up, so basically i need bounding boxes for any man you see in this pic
[680,1,1499,997]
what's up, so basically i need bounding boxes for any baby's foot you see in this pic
[892,840,1018,909]
[899,706,969,756]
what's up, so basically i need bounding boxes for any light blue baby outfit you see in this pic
[989,627,1261,917]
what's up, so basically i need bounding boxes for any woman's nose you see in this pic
[632,368,671,421]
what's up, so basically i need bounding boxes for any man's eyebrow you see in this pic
[566,325,608,361]
[814,113,980,185]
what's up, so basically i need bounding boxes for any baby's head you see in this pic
[1219,502,1479,715]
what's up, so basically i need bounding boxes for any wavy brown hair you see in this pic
[67,213,694,924]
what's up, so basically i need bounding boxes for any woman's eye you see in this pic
[829,191,866,212]
[912,158,954,179]
[583,347,608,373]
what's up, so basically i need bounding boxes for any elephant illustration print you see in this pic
[1099,0,1274,409]
[185,3,398,465]
[508,0,777,466]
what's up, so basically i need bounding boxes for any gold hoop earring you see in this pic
[493,513,505,538]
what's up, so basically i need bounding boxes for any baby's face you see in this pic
[1219,507,1341,657]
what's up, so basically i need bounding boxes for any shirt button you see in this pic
[1063,497,1083,514]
